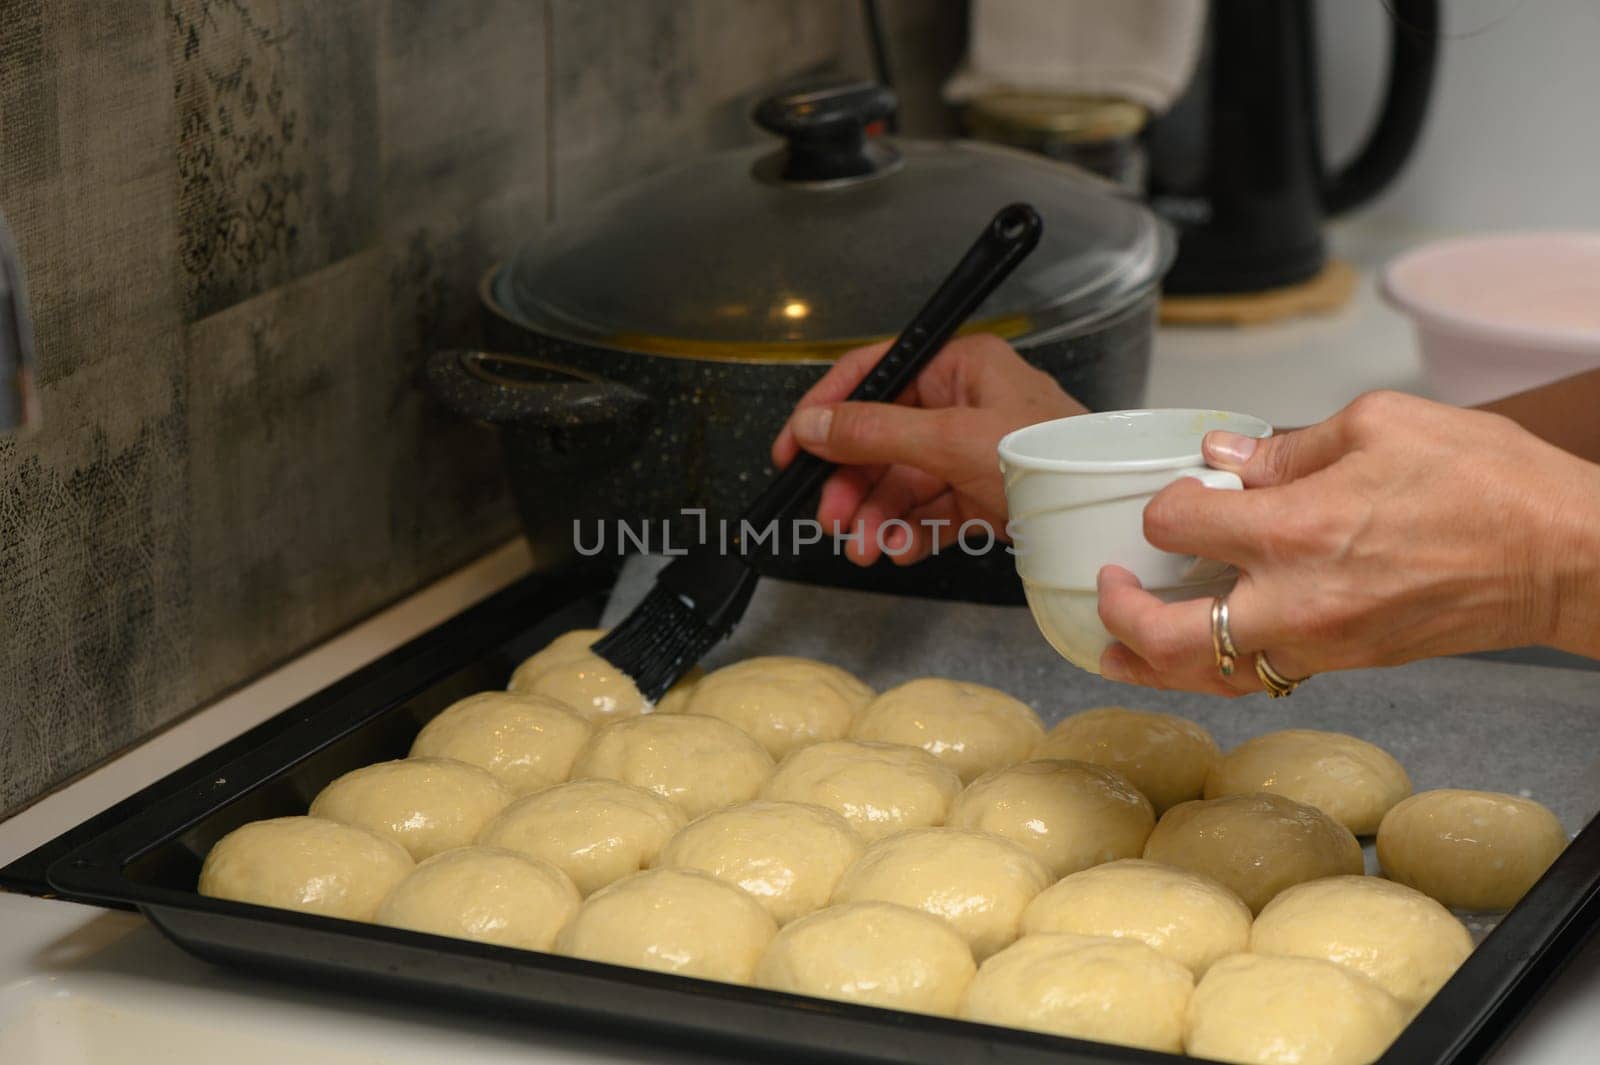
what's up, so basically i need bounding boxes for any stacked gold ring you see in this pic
[1210,596,1238,677]
[1255,652,1305,698]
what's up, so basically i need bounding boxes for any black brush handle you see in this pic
[740,202,1042,533]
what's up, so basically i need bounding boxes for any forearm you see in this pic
[1480,368,1600,464]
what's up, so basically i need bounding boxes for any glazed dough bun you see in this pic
[1251,875,1472,1012]
[1206,729,1412,834]
[946,759,1154,877]
[1034,707,1220,813]
[851,678,1044,784]
[409,691,593,796]
[830,828,1052,960]
[198,816,413,921]
[761,740,962,842]
[309,757,512,861]
[674,656,873,760]
[1378,789,1568,911]
[655,800,864,924]
[554,868,777,984]
[376,845,579,951]
[1143,793,1363,913]
[507,628,700,721]
[570,713,774,818]
[1021,859,1251,977]
[478,778,687,895]
[1186,954,1406,1065]
[962,934,1193,1053]
[755,901,976,1016]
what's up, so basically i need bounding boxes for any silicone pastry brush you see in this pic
[593,203,1042,701]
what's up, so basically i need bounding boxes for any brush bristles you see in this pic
[593,587,723,702]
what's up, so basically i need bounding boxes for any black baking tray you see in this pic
[9,564,1600,1065]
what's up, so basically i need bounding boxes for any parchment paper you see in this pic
[603,556,1600,844]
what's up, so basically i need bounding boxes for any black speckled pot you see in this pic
[425,271,1157,603]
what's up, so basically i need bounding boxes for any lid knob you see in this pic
[752,81,902,184]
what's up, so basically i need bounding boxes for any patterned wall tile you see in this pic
[168,0,381,321]
[1,0,854,818]
[185,250,396,684]
[0,0,193,814]
[373,0,548,583]
[547,0,845,215]
[0,0,182,386]
[0,352,192,815]
[377,0,548,235]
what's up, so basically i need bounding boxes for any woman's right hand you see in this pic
[772,334,1086,566]
[1096,391,1600,694]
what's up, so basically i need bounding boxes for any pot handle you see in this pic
[424,349,652,427]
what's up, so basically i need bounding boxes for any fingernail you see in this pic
[1100,655,1129,683]
[792,407,832,447]
[1205,431,1257,467]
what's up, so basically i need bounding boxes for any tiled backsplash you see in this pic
[0,0,851,817]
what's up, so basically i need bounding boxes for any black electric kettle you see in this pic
[1147,0,1439,294]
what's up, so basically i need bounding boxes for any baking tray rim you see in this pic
[19,568,1600,1065]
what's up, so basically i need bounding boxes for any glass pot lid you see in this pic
[500,82,1174,361]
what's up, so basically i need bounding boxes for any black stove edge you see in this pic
[0,563,613,902]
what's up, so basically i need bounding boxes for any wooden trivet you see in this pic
[1160,258,1360,327]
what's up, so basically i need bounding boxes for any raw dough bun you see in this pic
[309,757,513,861]
[851,678,1044,784]
[1206,729,1412,835]
[754,901,976,1015]
[554,868,777,983]
[1143,793,1363,914]
[962,934,1193,1053]
[655,800,864,924]
[198,816,413,921]
[1034,707,1220,813]
[1186,954,1405,1065]
[507,628,700,721]
[675,656,873,760]
[830,827,1052,960]
[1377,789,1568,911]
[1251,875,1472,1012]
[1021,859,1251,976]
[409,691,593,796]
[376,845,579,951]
[478,778,687,895]
[946,759,1154,877]
[760,740,962,842]
[571,714,774,818]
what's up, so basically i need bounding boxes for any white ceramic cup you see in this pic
[998,409,1273,674]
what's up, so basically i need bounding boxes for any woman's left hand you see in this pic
[1097,391,1600,695]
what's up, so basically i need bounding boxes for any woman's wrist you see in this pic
[1543,460,1600,658]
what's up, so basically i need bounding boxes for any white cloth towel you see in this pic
[944,0,1209,114]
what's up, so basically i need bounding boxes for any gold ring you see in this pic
[1210,596,1238,678]
[1255,652,1308,698]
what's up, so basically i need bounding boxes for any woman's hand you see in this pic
[773,334,1086,566]
[1098,391,1600,695]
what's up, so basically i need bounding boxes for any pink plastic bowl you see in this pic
[1380,232,1600,406]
